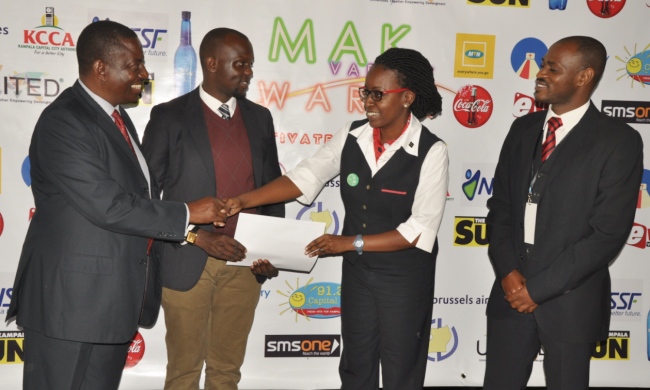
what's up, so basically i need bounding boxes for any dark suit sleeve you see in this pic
[257,107,285,219]
[142,105,171,189]
[486,120,521,281]
[526,127,643,304]
[32,108,187,240]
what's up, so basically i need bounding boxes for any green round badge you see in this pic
[347,173,360,187]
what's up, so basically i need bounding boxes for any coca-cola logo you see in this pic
[124,332,145,369]
[453,85,493,128]
[587,0,626,19]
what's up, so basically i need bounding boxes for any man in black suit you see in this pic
[484,36,643,389]
[142,28,283,390]
[6,21,226,390]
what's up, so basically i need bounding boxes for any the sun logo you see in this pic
[277,278,341,322]
[615,43,650,88]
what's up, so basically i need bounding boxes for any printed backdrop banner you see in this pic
[0,0,648,388]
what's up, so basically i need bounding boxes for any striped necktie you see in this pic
[541,117,562,162]
[218,103,231,120]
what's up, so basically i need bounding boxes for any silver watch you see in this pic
[353,234,364,255]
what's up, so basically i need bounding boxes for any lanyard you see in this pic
[528,128,545,203]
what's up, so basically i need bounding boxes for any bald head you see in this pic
[199,28,250,72]
[554,36,607,88]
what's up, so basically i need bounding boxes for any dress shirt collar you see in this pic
[546,100,590,133]
[78,79,121,116]
[349,113,424,157]
[199,84,237,117]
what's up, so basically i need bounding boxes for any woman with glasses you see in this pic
[225,47,448,390]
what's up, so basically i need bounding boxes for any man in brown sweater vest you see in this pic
[142,28,284,390]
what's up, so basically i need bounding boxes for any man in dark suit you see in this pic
[142,28,284,390]
[484,36,643,389]
[6,21,226,390]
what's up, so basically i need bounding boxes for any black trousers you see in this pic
[23,327,131,390]
[483,313,595,390]
[339,257,435,390]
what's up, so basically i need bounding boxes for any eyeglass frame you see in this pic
[358,87,410,102]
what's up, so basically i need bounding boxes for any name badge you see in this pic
[524,202,537,245]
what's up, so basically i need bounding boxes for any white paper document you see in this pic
[229,213,327,273]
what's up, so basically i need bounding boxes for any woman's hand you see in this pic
[305,234,354,257]
[222,197,244,217]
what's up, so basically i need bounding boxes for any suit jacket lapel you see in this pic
[239,99,264,188]
[184,90,217,192]
[519,116,545,200]
[72,82,146,181]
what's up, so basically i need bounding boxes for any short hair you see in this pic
[76,21,138,75]
[199,28,249,70]
[556,36,607,85]
[373,47,443,121]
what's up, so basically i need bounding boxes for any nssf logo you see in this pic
[265,335,341,357]
[602,100,650,124]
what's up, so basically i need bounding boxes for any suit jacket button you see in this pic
[140,259,147,265]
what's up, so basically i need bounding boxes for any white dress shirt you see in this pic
[544,100,590,146]
[286,114,449,253]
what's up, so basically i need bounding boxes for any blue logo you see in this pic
[427,318,459,362]
[511,37,548,80]
[21,156,30,186]
[465,50,485,59]
[277,279,341,322]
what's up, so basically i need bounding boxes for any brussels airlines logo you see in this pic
[587,0,626,18]
[277,279,341,322]
[124,332,145,368]
[296,202,340,235]
[610,279,643,322]
[549,0,568,9]
[427,318,459,362]
[615,43,650,88]
[0,331,24,364]
[511,38,548,80]
[265,335,341,357]
[20,7,75,57]
[461,163,496,207]
[602,100,650,124]
[513,92,548,117]
[637,170,650,209]
[627,222,650,248]
[454,33,496,79]
[453,85,493,128]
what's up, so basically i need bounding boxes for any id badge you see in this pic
[524,202,537,245]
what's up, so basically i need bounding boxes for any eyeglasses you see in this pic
[358,87,410,102]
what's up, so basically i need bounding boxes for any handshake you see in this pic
[186,197,245,226]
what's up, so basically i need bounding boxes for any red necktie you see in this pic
[112,110,136,155]
[541,117,562,162]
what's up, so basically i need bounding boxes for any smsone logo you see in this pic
[265,335,341,357]
[602,100,650,124]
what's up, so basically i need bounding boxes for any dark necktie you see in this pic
[112,110,136,155]
[218,103,231,120]
[541,117,562,162]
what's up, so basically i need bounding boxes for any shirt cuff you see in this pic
[396,221,435,253]
[181,204,192,245]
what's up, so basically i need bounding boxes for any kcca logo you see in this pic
[19,7,75,57]
[453,85,493,128]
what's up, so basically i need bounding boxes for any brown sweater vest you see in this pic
[202,102,256,238]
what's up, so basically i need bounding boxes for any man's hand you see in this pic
[187,197,227,226]
[305,234,354,257]
[194,230,246,262]
[505,285,538,313]
[501,269,526,296]
[222,197,243,217]
[251,259,278,279]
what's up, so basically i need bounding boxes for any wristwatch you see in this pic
[185,226,201,245]
[353,234,364,255]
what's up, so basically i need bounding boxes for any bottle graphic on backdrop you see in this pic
[549,0,567,10]
[173,11,197,97]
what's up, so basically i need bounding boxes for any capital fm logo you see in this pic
[427,318,459,362]
[615,43,650,88]
[277,278,341,322]
[549,0,568,9]
[511,38,548,80]
[296,202,340,235]
[587,0,626,18]
[452,85,493,128]
[513,92,548,117]
[19,7,75,57]
[124,332,145,368]
[453,33,496,79]
[637,170,650,209]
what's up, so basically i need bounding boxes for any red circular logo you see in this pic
[587,0,626,18]
[0,213,4,236]
[453,85,493,128]
[124,332,145,369]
